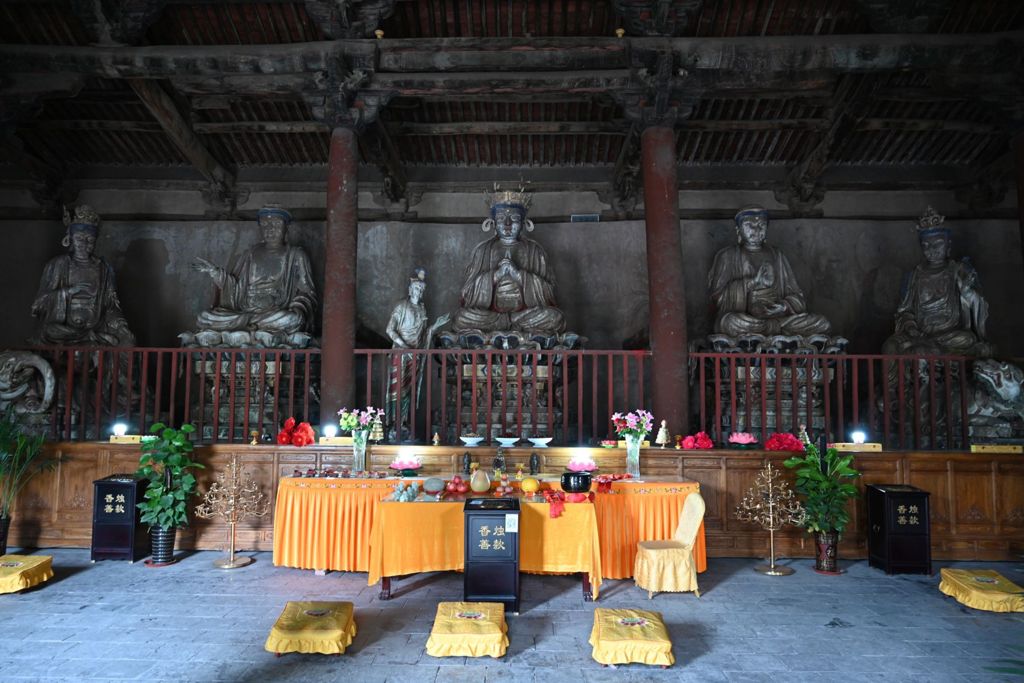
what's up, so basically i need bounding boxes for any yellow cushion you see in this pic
[265,601,357,655]
[589,608,674,667]
[0,555,53,594]
[939,569,1024,613]
[425,602,508,658]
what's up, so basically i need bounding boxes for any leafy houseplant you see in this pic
[783,431,861,574]
[135,422,203,564]
[0,408,57,554]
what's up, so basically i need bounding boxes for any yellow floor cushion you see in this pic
[0,555,53,594]
[588,607,674,667]
[265,601,357,655]
[425,601,508,658]
[939,568,1024,613]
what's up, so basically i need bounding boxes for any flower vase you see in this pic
[625,433,642,478]
[352,429,370,472]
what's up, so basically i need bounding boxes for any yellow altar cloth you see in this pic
[272,478,397,572]
[0,554,53,594]
[367,498,603,598]
[264,601,357,655]
[584,481,706,577]
[939,568,1024,613]
[588,607,674,667]
[272,477,705,579]
[425,602,508,658]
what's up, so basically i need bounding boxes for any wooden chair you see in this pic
[633,492,705,599]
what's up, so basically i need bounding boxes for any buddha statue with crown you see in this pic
[443,187,578,349]
[882,207,992,357]
[181,206,317,348]
[31,205,136,347]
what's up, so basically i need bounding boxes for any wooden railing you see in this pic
[13,345,979,449]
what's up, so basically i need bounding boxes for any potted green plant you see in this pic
[135,422,203,565]
[783,431,861,574]
[0,408,57,555]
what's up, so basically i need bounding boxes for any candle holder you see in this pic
[195,455,269,569]
[734,462,805,576]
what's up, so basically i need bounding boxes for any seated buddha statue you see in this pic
[31,205,136,347]
[189,206,317,348]
[708,206,832,339]
[882,207,992,357]
[450,190,566,337]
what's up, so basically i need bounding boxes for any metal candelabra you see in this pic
[195,455,269,569]
[734,462,806,576]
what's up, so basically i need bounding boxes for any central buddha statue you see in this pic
[182,206,317,348]
[450,189,566,338]
[708,206,832,341]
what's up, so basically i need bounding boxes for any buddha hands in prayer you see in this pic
[451,191,566,337]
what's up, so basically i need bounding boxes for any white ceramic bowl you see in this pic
[528,437,553,447]
[459,436,484,447]
[495,437,519,447]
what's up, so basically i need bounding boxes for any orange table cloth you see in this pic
[367,499,603,597]
[588,481,706,578]
[273,477,397,572]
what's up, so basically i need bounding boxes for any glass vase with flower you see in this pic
[338,406,384,472]
[611,409,654,478]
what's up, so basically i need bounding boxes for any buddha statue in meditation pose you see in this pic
[31,205,136,347]
[187,206,317,348]
[450,189,566,337]
[882,207,992,357]
[708,206,832,340]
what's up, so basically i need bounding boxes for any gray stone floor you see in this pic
[1,548,1022,682]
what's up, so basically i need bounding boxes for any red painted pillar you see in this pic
[321,126,358,424]
[641,125,689,435]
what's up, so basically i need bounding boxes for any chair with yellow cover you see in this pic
[633,492,705,599]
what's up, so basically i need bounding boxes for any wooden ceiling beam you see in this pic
[68,0,166,46]
[127,79,235,197]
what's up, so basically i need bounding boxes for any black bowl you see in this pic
[561,471,592,493]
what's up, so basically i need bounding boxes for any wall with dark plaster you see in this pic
[2,215,1022,356]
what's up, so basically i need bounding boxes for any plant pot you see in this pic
[561,471,592,493]
[0,515,10,556]
[148,526,178,565]
[813,530,840,574]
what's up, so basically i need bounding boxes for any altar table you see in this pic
[272,477,706,579]
[367,498,603,599]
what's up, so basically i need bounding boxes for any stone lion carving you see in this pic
[0,350,55,414]
[968,359,1024,439]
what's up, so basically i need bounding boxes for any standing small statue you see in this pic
[882,208,992,357]
[529,452,541,476]
[384,268,449,442]
[708,206,832,341]
[31,205,136,346]
[184,206,317,348]
[655,420,670,448]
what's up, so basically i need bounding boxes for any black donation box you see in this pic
[867,484,931,575]
[464,497,520,613]
[92,475,149,563]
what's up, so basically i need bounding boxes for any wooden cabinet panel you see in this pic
[8,444,1023,561]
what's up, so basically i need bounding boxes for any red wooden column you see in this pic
[321,126,358,423]
[641,125,689,434]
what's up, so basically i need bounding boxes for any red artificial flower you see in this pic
[681,435,696,449]
[765,432,804,452]
[694,432,714,449]
[276,430,291,445]
[283,417,296,431]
